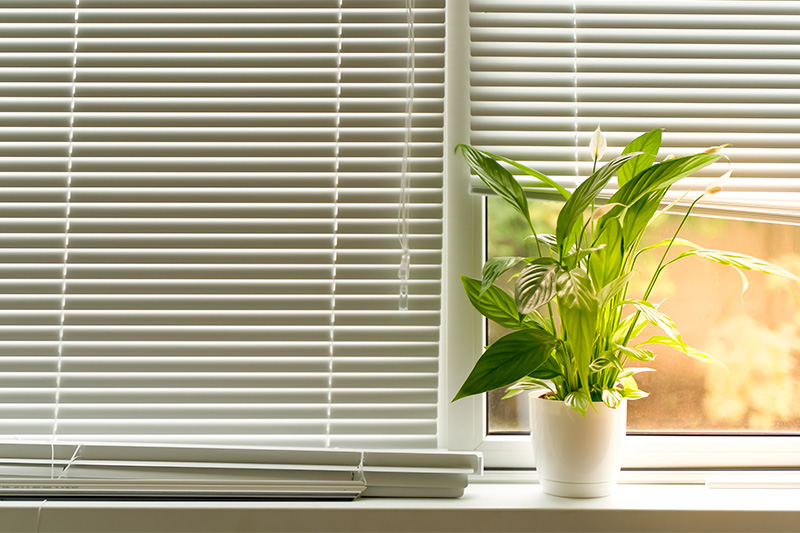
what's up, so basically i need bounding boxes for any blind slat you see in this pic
[470,0,800,224]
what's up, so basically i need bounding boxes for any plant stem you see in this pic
[619,194,704,350]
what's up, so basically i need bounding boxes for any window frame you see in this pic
[441,0,800,471]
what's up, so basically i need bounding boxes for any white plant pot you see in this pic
[529,392,627,498]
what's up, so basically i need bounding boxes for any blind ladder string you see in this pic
[52,0,80,478]
[571,0,579,185]
[398,0,415,311]
[326,0,344,449]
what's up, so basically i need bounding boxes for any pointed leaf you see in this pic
[619,387,649,400]
[590,353,623,372]
[612,311,648,345]
[453,329,558,401]
[476,149,571,200]
[461,275,521,329]
[515,258,560,314]
[614,343,656,362]
[522,311,554,334]
[528,233,559,256]
[602,388,623,409]
[597,272,635,308]
[480,256,525,297]
[564,244,606,270]
[457,144,532,226]
[564,389,591,416]
[557,268,598,396]
[627,299,687,353]
[609,152,720,208]
[617,129,663,187]
[530,355,562,379]
[557,152,641,251]
[588,217,623,289]
[502,377,554,399]
[636,237,700,257]
[639,335,726,367]
[675,249,800,284]
[557,268,597,312]
[619,367,655,379]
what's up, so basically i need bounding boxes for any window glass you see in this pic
[487,197,800,434]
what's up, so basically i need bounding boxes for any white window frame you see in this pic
[440,0,800,471]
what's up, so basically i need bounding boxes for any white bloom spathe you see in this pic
[589,125,607,162]
[705,169,733,196]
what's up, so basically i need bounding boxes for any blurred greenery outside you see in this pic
[486,197,800,434]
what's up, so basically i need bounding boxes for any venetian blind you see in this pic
[469,0,800,224]
[0,0,444,449]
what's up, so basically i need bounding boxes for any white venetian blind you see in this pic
[0,0,444,449]
[469,0,800,223]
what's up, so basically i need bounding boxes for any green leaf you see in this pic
[515,257,560,314]
[617,129,663,187]
[564,389,591,416]
[619,387,649,400]
[590,353,623,372]
[502,377,554,399]
[557,268,597,312]
[531,233,559,255]
[453,329,558,401]
[674,248,800,285]
[602,388,623,409]
[522,311,554,334]
[480,256,525,297]
[612,311,648,345]
[639,335,726,367]
[557,152,641,252]
[609,152,720,208]
[476,149,571,200]
[627,299,687,353]
[635,237,699,257]
[461,275,522,329]
[619,191,663,251]
[596,272,635,308]
[557,268,599,396]
[564,244,606,270]
[530,355,563,379]
[618,374,638,391]
[619,367,655,379]
[614,343,656,362]
[457,144,531,226]
[588,218,623,289]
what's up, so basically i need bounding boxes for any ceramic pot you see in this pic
[529,392,626,498]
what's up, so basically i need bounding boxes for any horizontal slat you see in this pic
[0,0,444,447]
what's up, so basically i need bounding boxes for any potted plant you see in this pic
[452,128,799,498]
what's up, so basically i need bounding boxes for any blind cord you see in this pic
[52,0,80,478]
[571,0,580,185]
[326,0,344,449]
[398,0,415,311]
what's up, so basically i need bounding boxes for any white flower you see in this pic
[589,125,607,162]
[705,169,733,196]
[704,143,732,154]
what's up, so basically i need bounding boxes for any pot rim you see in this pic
[528,390,628,407]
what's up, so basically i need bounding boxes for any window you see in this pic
[1,0,446,455]
[445,0,800,469]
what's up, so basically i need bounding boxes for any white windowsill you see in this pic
[6,482,800,533]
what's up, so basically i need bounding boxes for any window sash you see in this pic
[445,0,800,470]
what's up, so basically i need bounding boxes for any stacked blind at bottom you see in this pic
[0,441,481,500]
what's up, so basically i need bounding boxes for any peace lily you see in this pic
[589,125,607,170]
[453,129,799,415]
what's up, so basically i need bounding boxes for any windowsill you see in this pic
[6,482,800,532]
